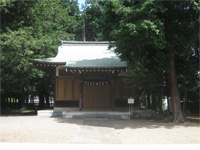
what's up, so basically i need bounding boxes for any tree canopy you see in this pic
[1,0,81,108]
[98,0,199,122]
[1,0,199,122]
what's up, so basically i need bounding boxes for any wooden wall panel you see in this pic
[57,78,65,100]
[83,85,88,108]
[114,79,121,99]
[122,84,130,99]
[56,77,79,101]
[65,78,73,100]
[73,79,80,100]
[103,85,110,108]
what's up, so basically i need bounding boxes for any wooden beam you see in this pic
[110,80,115,109]
[79,81,83,111]
[56,67,59,76]
[54,77,58,107]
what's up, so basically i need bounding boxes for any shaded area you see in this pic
[1,108,37,116]
[185,115,200,123]
[55,116,199,130]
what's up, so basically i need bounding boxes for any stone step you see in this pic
[38,109,155,119]
[37,110,53,117]
[61,112,129,119]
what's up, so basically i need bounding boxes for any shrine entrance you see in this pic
[83,81,110,109]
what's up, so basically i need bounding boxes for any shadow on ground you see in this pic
[53,116,199,130]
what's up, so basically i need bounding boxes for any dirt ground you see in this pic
[0,116,199,144]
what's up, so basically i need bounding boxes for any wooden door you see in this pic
[83,83,110,109]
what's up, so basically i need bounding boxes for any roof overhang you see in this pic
[31,41,127,70]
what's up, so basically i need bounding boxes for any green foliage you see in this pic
[1,0,36,32]
[0,0,15,12]
[101,0,168,94]
[1,0,81,103]
[101,0,199,100]
[0,27,35,95]
[176,53,199,101]
[30,0,80,57]
[81,0,105,41]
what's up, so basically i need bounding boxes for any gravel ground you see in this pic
[0,116,199,144]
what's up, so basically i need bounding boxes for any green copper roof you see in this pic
[32,41,127,69]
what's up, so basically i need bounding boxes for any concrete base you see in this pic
[61,111,130,119]
[37,107,155,119]
[51,108,129,119]
[37,110,53,117]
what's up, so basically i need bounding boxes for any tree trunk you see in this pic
[1,96,5,111]
[152,94,156,111]
[14,98,16,109]
[19,88,25,108]
[9,97,12,109]
[159,93,162,113]
[30,94,34,109]
[45,93,50,108]
[39,93,45,109]
[169,56,185,123]
[0,97,2,115]
[147,94,151,109]
[25,92,29,106]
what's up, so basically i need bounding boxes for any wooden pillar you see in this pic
[54,77,57,107]
[110,80,115,110]
[79,80,83,111]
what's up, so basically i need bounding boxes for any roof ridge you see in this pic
[60,40,115,45]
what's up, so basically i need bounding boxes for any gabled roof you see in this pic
[32,41,127,69]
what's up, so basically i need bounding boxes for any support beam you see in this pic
[54,77,57,107]
[56,67,59,76]
[79,81,83,111]
[111,80,115,109]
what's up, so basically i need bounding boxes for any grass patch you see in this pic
[1,108,36,116]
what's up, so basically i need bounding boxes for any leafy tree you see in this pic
[101,0,199,123]
[30,0,80,57]
[0,0,36,32]
[1,0,81,109]
[81,0,104,41]
[0,27,35,107]
[29,0,81,108]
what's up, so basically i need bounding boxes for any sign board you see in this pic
[128,97,134,104]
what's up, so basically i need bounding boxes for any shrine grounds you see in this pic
[0,115,199,145]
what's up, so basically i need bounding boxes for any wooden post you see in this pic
[110,80,115,110]
[79,81,83,111]
[54,77,57,107]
